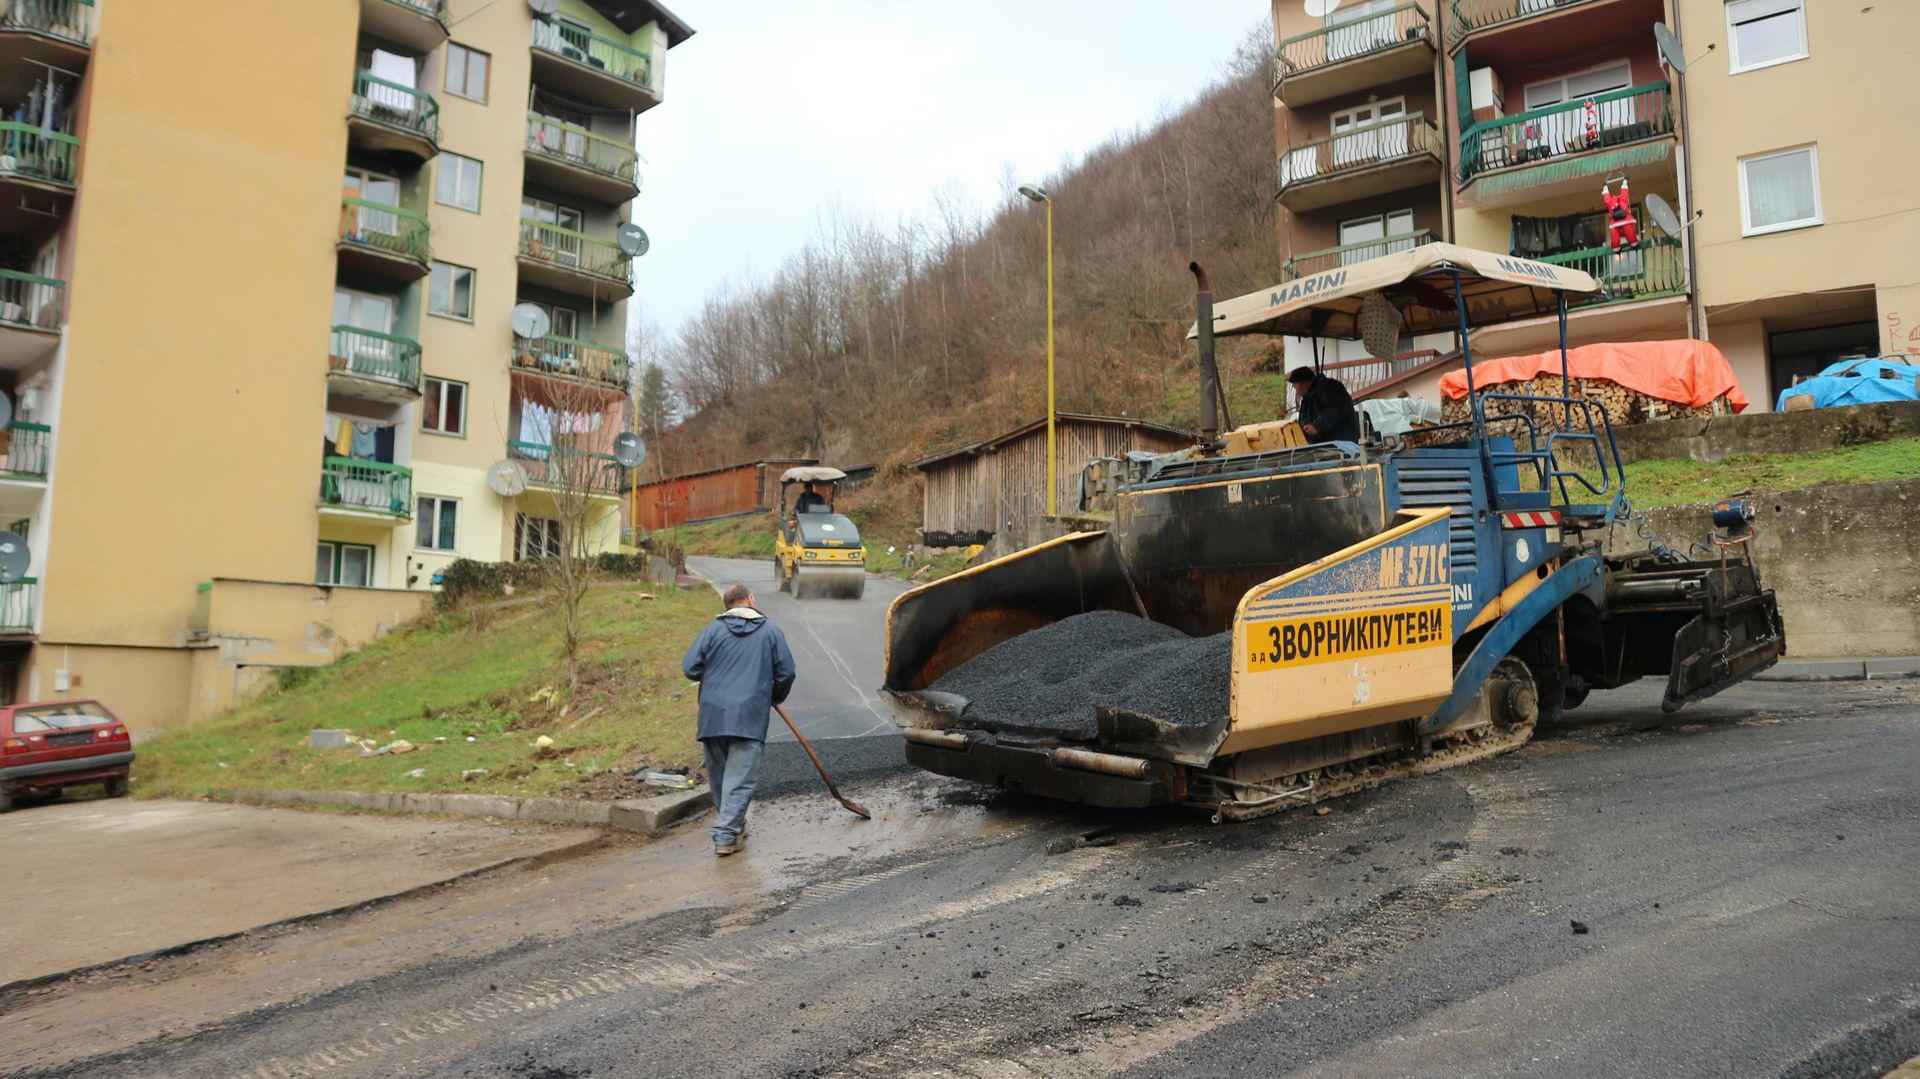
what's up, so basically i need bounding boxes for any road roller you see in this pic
[774,465,867,600]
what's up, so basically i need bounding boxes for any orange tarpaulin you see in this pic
[1438,340,1750,412]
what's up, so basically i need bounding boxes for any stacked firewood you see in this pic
[1437,375,1731,429]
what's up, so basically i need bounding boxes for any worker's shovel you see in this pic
[774,704,871,820]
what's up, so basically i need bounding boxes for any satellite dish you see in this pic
[1303,0,1341,17]
[487,459,529,497]
[1645,193,1684,239]
[0,530,29,585]
[509,303,551,340]
[526,0,559,15]
[616,223,650,257]
[611,432,647,469]
[1654,22,1687,72]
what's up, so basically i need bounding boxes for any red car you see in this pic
[0,699,133,810]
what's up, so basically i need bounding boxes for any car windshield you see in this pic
[13,702,113,733]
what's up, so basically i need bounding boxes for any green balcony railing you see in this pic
[0,267,61,330]
[0,576,36,632]
[1539,238,1686,304]
[0,121,79,188]
[351,70,441,146]
[1457,82,1671,183]
[1448,0,1605,49]
[340,198,431,264]
[512,332,630,391]
[319,457,413,517]
[1276,2,1431,80]
[329,325,422,389]
[1278,112,1441,192]
[517,220,629,284]
[378,0,447,19]
[0,0,90,45]
[525,113,640,186]
[531,18,655,93]
[0,420,48,479]
[1285,230,1434,279]
[508,439,621,493]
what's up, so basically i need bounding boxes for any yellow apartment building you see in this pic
[0,0,691,730]
[1267,0,1917,409]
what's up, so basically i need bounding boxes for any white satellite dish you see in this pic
[1653,22,1687,72]
[616,223,650,257]
[527,0,559,15]
[0,529,30,585]
[487,459,530,497]
[1645,193,1684,239]
[1304,0,1341,18]
[509,302,551,340]
[612,432,647,469]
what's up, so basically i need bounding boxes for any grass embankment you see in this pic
[1156,372,1292,430]
[136,583,718,801]
[1623,437,1920,508]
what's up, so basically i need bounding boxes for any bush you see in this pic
[434,553,661,608]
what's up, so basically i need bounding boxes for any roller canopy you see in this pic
[781,466,848,483]
[1189,243,1604,340]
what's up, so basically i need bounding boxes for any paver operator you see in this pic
[1288,365,1361,444]
[681,582,796,857]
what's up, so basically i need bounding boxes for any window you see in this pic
[342,167,402,237]
[422,377,467,436]
[528,299,578,338]
[429,261,475,320]
[1727,0,1807,73]
[1521,61,1632,110]
[416,496,459,551]
[435,153,482,212]
[516,514,564,560]
[445,43,489,102]
[315,541,374,587]
[1739,145,1822,235]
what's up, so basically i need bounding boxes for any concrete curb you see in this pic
[214,786,713,834]
[1754,656,1920,682]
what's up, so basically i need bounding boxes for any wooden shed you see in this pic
[630,457,816,531]
[913,413,1191,554]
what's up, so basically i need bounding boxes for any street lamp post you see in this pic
[1018,183,1056,518]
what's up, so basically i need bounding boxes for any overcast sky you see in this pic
[629,1,1263,341]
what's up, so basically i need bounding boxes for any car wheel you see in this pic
[105,775,129,798]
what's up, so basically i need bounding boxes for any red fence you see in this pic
[629,458,816,531]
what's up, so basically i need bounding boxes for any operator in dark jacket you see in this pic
[681,582,797,856]
[1288,365,1362,444]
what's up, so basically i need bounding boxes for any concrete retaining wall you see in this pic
[1612,400,1920,465]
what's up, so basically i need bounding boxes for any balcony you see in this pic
[524,113,640,203]
[512,333,630,394]
[529,19,659,113]
[348,71,440,163]
[1277,113,1442,212]
[0,576,34,633]
[516,220,632,301]
[357,0,448,54]
[1285,230,1434,279]
[0,121,77,193]
[0,0,90,66]
[508,440,621,496]
[0,268,59,366]
[338,198,430,280]
[0,420,47,481]
[318,457,413,521]
[1447,0,1611,51]
[1456,82,1673,207]
[328,326,423,402]
[1274,3,1435,108]
[1540,238,1685,306]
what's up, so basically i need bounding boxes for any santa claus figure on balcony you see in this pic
[1602,177,1638,252]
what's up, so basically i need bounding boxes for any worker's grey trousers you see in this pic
[702,735,763,845]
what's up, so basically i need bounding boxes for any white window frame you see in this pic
[316,541,375,587]
[445,43,489,103]
[416,496,460,552]
[1737,144,1823,237]
[1725,0,1808,75]
[428,260,476,321]
[1522,59,1632,111]
[434,152,483,213]
[516,514,564,561]
[421,376,467,437]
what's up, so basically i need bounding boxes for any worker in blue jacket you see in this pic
[681,582,797,856]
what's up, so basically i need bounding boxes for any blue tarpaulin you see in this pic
[1776,357,1920,411]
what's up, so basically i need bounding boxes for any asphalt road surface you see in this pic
[7,676,1917,1078]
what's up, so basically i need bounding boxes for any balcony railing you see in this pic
[1448,0,1605,49]
[508,439,621,493]
[1277,2,1432,78]
[340,198,431,263]
[512,333,630,390]
[319,457,413,517]
[532,18,654,93]
[1279,112,1440,190]
[329,325,422,389]
[518,220,629,283]
[351,70,441,145]
[0,267,60,330]
[1539,238,1686,303]
[0,0,90,45]
[1458,82,1671,182]
[0,576,35,632]
[525,113,640,186]
[379,0,446,17]
[0,121,78,188]
[0,421,48,479]
[1285,230,1434,279]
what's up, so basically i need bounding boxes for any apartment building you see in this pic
[1,0,691,729]
[1268,0,1917,407]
